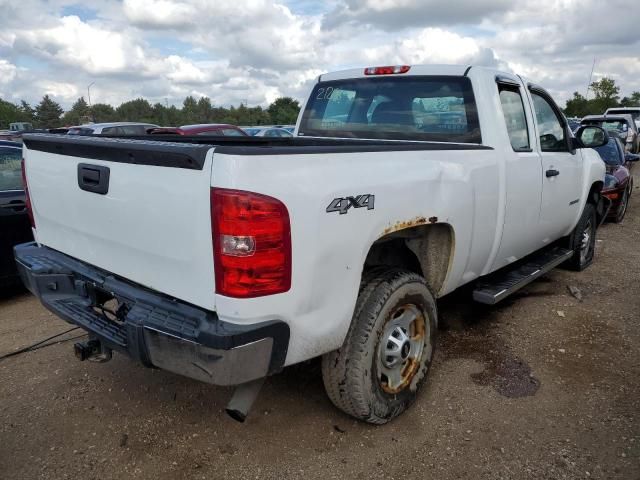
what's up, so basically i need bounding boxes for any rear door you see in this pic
[492,77,544,269]
[526,87,583,242]
[23,136,217,309]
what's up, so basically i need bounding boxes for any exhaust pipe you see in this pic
[226,378,265,423]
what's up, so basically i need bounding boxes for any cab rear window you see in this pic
[299,76,481,143]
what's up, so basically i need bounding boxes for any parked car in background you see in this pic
[566,117,581,132]
[0,130,19,141]
[584,128,639,223]
[0,141,32,287]
[605,107,640,128]
[148,124,247,136]
[67,122,158,136]
[48,127,70,134]
[9,122,34,133]
[243,126,293,137]
[581,114,639,153]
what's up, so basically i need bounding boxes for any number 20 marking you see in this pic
[316,87,334,100]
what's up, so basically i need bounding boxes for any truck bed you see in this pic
[24,133,492,169]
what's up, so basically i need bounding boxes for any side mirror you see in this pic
[575,125,609,148]
[625,152,640,162]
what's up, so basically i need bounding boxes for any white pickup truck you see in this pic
[16,65,610,424]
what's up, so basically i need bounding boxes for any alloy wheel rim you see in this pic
[619,190,628,220]
[579,219,593,265]
[377,304,427,394]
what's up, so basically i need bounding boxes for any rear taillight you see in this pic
[364,65,411,75]
[211,188,291,298]
[21,159,35,229]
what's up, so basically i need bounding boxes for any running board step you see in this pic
[473,246,573,305]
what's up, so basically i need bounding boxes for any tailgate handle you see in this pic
[78,164,110,195]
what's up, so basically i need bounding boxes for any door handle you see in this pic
[546,169,560,178]
[78,163,110,195]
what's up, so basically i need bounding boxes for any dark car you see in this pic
[0,141,33,286]
[592,135,639,223]
[148,124,247,136]
[581,114,639,154]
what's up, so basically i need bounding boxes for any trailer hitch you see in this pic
[74,338,112,363]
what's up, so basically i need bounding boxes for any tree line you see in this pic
[0,95,301,130]
[2,77,637,130]
[564,77,640,118]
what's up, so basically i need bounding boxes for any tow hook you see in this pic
[226,378,265,423]
[73,339,113,363]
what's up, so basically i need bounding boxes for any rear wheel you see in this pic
[321,268,436,424]
[614,187,629,223]
[566,202,596,271]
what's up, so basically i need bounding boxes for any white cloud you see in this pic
[123,0,196,28]
[323,0,512,30]
[0,60,17,85]
[0,0,638,112]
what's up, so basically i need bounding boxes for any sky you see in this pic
[0,0,638,110]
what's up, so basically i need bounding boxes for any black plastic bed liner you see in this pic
[22,133,492,170]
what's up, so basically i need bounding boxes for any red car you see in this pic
[148,124,247,136]
[593,135,639,223]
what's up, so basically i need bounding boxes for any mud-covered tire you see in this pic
[321,268,436,424]
[566,202,597,271]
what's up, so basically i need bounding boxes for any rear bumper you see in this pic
[14,242,289,386]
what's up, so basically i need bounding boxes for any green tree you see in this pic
[0,98,21,129]
[620,91,640,107]
[35,95,64,128]
[196,97,214,123]
[564,92,589,118]
[268,97,300,125]
[61,97,90,126]
[181,96,198,124]
[115,98,154,122]
[89,103,116,123]
[18,100,35,123]
[589,77,620,101]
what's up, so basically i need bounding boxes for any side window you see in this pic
[531,92,567,152]
[221,129,245,136]
[120,126,145,135]
[0,147,23,191]
[101,126,118,135]
[498,85,530,151]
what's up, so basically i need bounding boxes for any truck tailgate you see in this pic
[22,135,216,310]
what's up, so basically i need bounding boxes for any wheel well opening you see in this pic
[588,181,603,204]
[364,223,454,296]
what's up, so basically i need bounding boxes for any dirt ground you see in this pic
[1,191,639,480]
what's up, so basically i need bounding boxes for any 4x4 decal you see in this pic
[326,194,375,215]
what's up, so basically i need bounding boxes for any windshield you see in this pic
[607,109,640,122]
[299,75,481,143]
[594,138,623,166]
